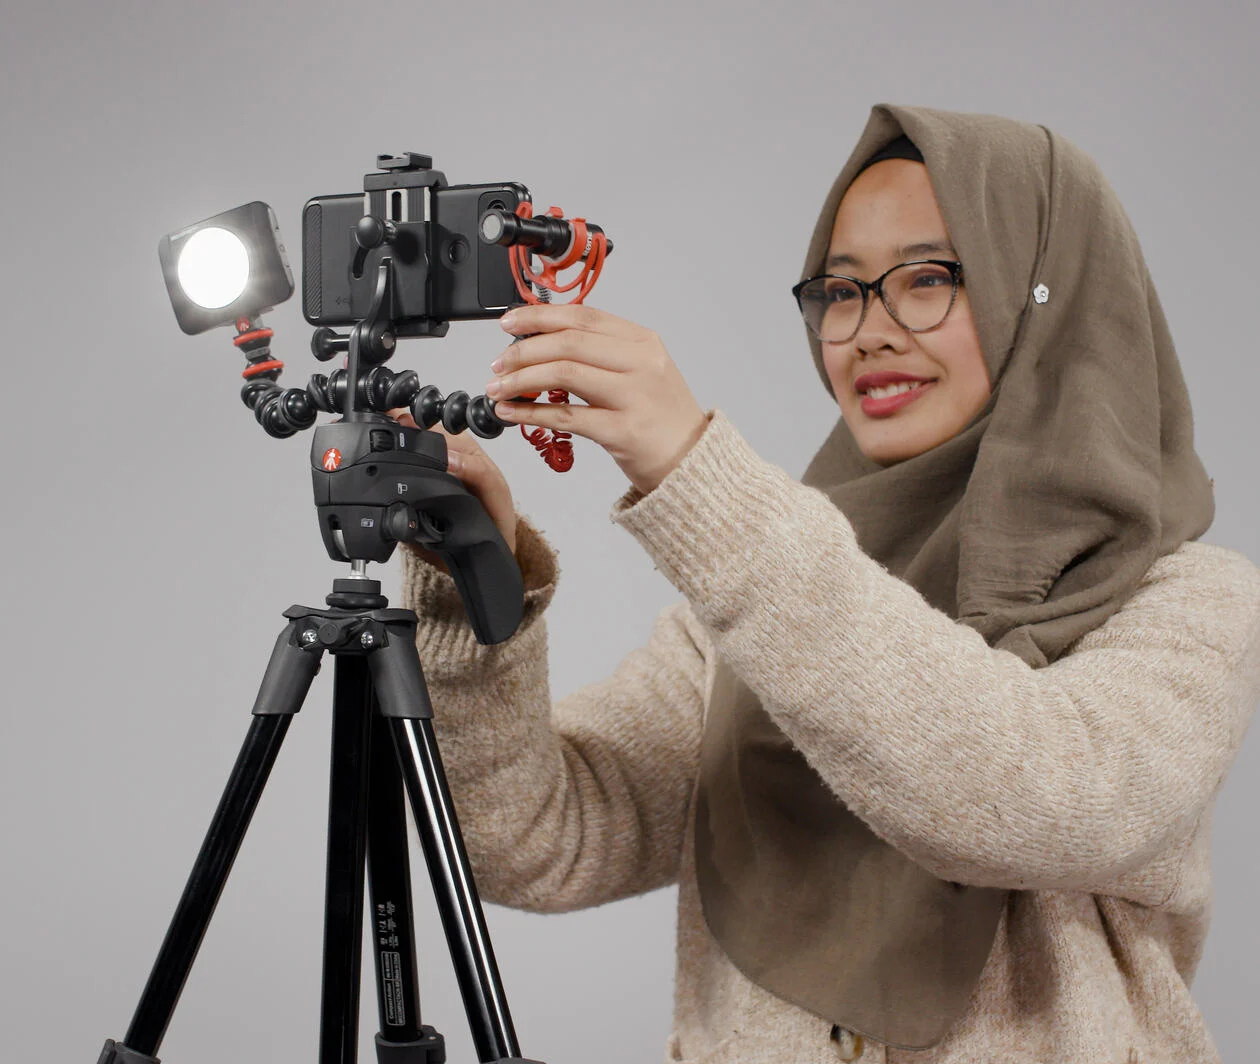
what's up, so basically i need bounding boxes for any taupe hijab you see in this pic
[694,104,1215,1049]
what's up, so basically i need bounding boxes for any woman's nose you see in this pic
[854,292,907,354]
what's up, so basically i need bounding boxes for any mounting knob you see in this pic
[311,328,350,362]
[356,215,398,250]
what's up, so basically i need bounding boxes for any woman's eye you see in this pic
[908,265,957,289]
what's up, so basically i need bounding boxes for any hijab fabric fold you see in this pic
[694,104,1215,1049]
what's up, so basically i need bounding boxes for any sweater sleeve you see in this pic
[611,409,1260,894]
[398,514,708,913]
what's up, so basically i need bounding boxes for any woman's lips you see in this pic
[859,380,937,417]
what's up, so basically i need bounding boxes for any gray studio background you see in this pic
[2,1,1256,1061]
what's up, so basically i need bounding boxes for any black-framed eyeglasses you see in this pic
[792,259,964,344]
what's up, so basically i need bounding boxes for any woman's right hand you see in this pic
[389,410,519,574]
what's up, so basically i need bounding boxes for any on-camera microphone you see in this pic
[479,209,613,261]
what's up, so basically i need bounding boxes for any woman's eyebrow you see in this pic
[825,240,957,270]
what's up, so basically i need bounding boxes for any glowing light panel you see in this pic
[177,227,250,309]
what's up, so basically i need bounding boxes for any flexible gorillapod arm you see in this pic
[230,201,612,473]
[231,287,507,444]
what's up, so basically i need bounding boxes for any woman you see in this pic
[395,105,1260,1063]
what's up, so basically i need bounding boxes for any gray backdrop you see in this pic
[2,1,1256,1061]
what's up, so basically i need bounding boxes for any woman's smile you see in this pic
[859,377,938,417]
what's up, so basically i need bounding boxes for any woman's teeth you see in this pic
[865,381,927,400]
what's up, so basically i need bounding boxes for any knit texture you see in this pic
[400,411,1260,1064]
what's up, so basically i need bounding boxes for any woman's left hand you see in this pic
[485,303,709,495]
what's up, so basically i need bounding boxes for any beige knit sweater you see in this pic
[399,410,1260,1064]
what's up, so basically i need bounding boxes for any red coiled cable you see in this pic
[519,391,575,471]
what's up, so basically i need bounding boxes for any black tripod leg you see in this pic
[100,625,322,1064]
[389,717,546,1064]
[369,632,536,1064]
[319,656,375,1064]
[367,707,422,1041]
[365,701,446,1064]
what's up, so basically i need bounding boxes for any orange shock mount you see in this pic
[506,203,610,472]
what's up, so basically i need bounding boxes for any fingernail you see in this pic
[501,311,517,328]
[446,452,463,473]
[485,380,502,398]
[490,356,504,372]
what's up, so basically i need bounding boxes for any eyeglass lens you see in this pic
[799,262,956,342]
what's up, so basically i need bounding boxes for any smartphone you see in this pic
[432,182,530,319]
[302,180,530,330]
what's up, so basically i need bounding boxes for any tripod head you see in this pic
[284,231,527,644]
[309,414,523,644]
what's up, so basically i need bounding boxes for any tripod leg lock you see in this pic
[252,624,324,716]
[374,1027,447,1064]
[97,1040,160,1064]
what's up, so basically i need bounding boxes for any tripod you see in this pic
[98,569,543,1064]
[102,163,597,1061]
[99,302,541,1064]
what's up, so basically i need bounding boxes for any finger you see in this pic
[500,302,641,341]
[493,398,611,444]
[488,360,624,410]
[441,446,516,541]
[447,442,502,488]
[495,328,635,375]
[389,408,419,429]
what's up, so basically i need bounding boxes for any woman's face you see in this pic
[822,159,991,466]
